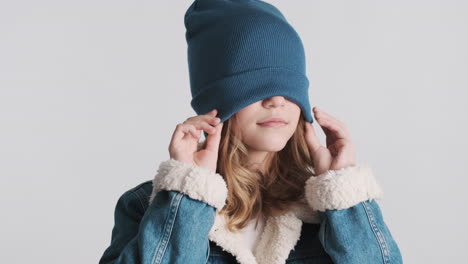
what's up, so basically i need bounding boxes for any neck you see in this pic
[246,149,273,173]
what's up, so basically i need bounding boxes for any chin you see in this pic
[249,140,288,152]
[263,146,286,152]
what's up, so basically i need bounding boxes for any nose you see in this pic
[263,96,286,108]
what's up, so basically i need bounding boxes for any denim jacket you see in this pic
[99,159,403,264]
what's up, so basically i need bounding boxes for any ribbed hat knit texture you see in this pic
[184,0,314,137]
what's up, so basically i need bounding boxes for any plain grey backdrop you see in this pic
[1,0,466,263]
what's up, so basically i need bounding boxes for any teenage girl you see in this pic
[99,1,403,263]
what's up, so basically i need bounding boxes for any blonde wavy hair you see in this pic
[197,111,316,232]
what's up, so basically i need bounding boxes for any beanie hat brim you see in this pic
[191,66,313,125]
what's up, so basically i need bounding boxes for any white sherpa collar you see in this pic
[208,198,320,264]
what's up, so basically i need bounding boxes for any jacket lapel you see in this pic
[208,198,320,264]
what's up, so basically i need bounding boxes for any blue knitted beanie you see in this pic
[184,0,314,136]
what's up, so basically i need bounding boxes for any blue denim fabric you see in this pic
[99,180,402,264]
[317,201,403,264]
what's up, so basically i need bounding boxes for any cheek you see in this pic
[234,119,256,138]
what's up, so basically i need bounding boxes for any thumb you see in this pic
[304,122,322,152]
[204,122,223,154]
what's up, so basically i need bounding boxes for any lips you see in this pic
[257,121,287,128]
[257,117,288,125]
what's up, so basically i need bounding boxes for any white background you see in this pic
[1,0,466,263]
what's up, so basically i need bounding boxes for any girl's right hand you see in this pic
[168,109,224,173]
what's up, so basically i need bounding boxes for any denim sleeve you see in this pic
[99,159,228,264]
[304,163,403,264]
[317,200,403,264]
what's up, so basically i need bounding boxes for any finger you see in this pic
[170,123,193,146]
[185,114,220,131]
[177,122,215,143]
[187,109,218,122]
[185,116,220,129]
[184,119,218,135]
[205,122,223,153]
[179,123,201,139]
[203,109,218,120]
[313,107,351,140]
[315,117,350,141]
[314,107,348,133]
[203,115,221,126]
[187,125,201,139]
[304,121,322,151]
[314,115,336,142]
[206,109,217,116]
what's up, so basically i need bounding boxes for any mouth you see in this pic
[257,121,288,127]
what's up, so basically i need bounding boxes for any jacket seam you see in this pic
[134,188,150,210]
[318,213,328,252]
[128,190,146,212]
[361,201,391,264]
[151,191,183,264]
[205,239,210,264]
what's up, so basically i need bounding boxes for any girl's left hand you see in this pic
[304,106,357,176]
